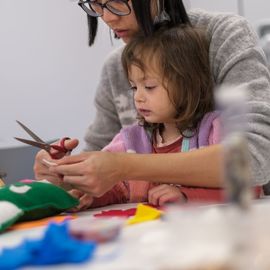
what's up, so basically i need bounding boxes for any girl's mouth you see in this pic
[138,109,151,117]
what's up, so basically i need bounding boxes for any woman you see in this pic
[34,0,270,198]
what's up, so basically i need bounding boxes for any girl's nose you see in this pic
[134,89,146,103]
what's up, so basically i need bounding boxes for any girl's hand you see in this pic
[68,189,94,212]
[33,138,79,186]
[148,184,186,206]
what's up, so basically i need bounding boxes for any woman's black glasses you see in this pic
[78,0,131,17]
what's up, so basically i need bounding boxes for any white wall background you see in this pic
[0,0,122,152]
[0,0,270,153]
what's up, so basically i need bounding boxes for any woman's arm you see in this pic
[120,144,224,188]
[49,145,224,197]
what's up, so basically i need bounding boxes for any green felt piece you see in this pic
[0,181,79,232]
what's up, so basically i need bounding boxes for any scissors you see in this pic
[14,120,71,159]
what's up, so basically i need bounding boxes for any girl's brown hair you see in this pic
[121,24,214,137]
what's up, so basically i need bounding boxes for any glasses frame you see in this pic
[78,0,131,17]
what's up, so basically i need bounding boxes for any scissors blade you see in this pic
[16,120,44,143]
[14,137,51,152]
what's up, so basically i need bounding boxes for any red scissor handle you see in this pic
[50,137,71,159]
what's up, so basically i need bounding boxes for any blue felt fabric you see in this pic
[0,222,96,270]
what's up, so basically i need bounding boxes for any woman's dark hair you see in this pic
[87,16,98,46]
[121,24,214,137]
[87,0,190,46]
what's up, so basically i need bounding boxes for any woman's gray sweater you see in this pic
[84,9,270,186]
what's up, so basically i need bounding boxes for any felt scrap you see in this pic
[0,222,96,270]
[126,203,163,225]
[93,208,137,218]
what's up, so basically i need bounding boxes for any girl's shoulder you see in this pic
[120,124,152,154]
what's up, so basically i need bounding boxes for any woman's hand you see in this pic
[49,151,124,196]
[68,189,94,212]
[148,184,186,206]
[33,138,79,186]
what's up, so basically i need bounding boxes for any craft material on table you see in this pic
[94,208,137,218]
[0,222,96,270]
[0,180,79,232]
[69,216,124,243]
[126,203,163,225]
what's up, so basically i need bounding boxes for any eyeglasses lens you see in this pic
[106,0,130,16]
[82,0,130,17]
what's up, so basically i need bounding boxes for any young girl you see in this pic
[72,23,227,209]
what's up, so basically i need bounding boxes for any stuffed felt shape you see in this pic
[0,180,79,232]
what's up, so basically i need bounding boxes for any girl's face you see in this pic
[129,64,177,125]
[101,0,139,43]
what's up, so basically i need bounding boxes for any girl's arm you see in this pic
[179,186,262,203]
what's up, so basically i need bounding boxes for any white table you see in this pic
[1,200,270,270]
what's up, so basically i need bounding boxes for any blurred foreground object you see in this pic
[223,134,252,209]
[215,85,252,209]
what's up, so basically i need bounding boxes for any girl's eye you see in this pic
[145,86,156,90]
[130,86,137,91]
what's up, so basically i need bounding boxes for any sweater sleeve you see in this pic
[90,181,129,208]
[179,186,262,203]
[212,13,270,185]
[208,117,221,145]
[102,132,127,153]
[191,11,270,186]
[180,186,224,202]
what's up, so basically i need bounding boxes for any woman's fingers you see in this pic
[55,152,91,165]
[63,138,79,151]
[50,162,85,177]
[49,138,79,159]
